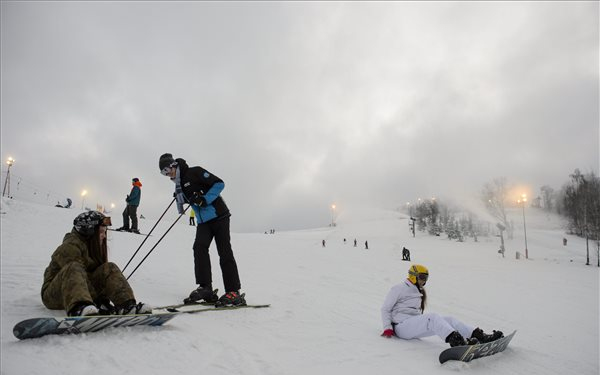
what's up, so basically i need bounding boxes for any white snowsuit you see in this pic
[380,279,474,341]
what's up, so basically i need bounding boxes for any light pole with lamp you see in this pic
[2,157,15,197]
[330,204,336,227]
[517,194,529,259]
[81,190,88,210]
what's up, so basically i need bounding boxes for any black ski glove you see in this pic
[191,192,207,206]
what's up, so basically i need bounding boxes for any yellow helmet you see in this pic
[408,264,429,284]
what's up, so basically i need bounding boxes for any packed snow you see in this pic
[1,197,598,375]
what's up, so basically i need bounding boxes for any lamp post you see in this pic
[2,157,15,197]
[517,194,528,259]
[331,204,336,227]
[81,190,88,210]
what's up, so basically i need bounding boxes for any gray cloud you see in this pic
[1,2,598,232]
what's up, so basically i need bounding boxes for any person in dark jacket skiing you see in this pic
[380,264,503,347]
[158,153,244,307]
[116,177,142,234]
[41,211,151,316]
[402,247,411,261]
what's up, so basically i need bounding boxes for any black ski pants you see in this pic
[122,205,138,230]
[192,216,241,293]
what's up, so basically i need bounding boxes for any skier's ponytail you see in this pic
[419,286,427,313]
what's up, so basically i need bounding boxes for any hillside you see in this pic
[1,198,598,375]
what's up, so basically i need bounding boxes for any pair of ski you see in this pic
[13,299,270,340]
[107,228,151,236]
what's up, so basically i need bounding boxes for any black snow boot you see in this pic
[184,286,218,304]
[471,327,504,343]
[215,291,246,307]
[445,331,467,347]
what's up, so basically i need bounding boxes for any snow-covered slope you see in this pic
[1,198,598,375]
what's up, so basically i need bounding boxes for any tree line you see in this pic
[405,168,600,265]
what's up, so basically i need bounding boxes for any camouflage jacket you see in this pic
[41,229,103,294]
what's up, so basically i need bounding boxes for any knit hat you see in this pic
[73,211,112,237]
[159,153,177,171]
[132,178,140,183]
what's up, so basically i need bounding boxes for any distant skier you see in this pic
[402,247,411,261]
[55,198,72,209]
[159,153,244,307]
[322,239,326,247]
[189,209,196,226]
[354,239,357,247]
[380,264,503,347]
[41,211,151,316]
[365,240,369,250]
[116,177,142,234]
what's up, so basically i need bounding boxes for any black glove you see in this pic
[126,195,130,202]
[191,192,207,206]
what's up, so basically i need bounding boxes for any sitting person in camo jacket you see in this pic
[41,211,151,316]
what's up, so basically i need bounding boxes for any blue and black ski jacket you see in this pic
[175,158,230,224]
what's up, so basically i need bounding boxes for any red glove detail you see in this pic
[381,329,394,338]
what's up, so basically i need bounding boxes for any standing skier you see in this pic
[41,211,151,316]
[189,209,196,226]
[380,264,503,347]
[158,153,244,307]
[116,177,142,234]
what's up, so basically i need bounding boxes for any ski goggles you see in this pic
[160,166,172,176]
[100,216,112,226]
[417,273,428,281]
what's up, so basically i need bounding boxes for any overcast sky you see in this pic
[1,2,598,232]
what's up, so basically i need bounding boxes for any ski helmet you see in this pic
[73,211,112,237]
[408,264,429,284]
[159,153,177,173]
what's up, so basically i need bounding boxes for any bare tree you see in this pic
[540,185,555,211]
[559,169,600,266]
[482,177,512,239]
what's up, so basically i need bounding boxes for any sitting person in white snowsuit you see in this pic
[380,264,503,347]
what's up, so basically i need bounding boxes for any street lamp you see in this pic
[331,204,336,227]
[517,194,528,259]
[2,157,15,197]
[81,190,88,210]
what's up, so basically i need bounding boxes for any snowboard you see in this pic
[14,303,271,340]
[439,330,516,364]
[13,312,177,340]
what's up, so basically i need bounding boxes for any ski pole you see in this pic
[126,204,190,280]
[122,198,175,273]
